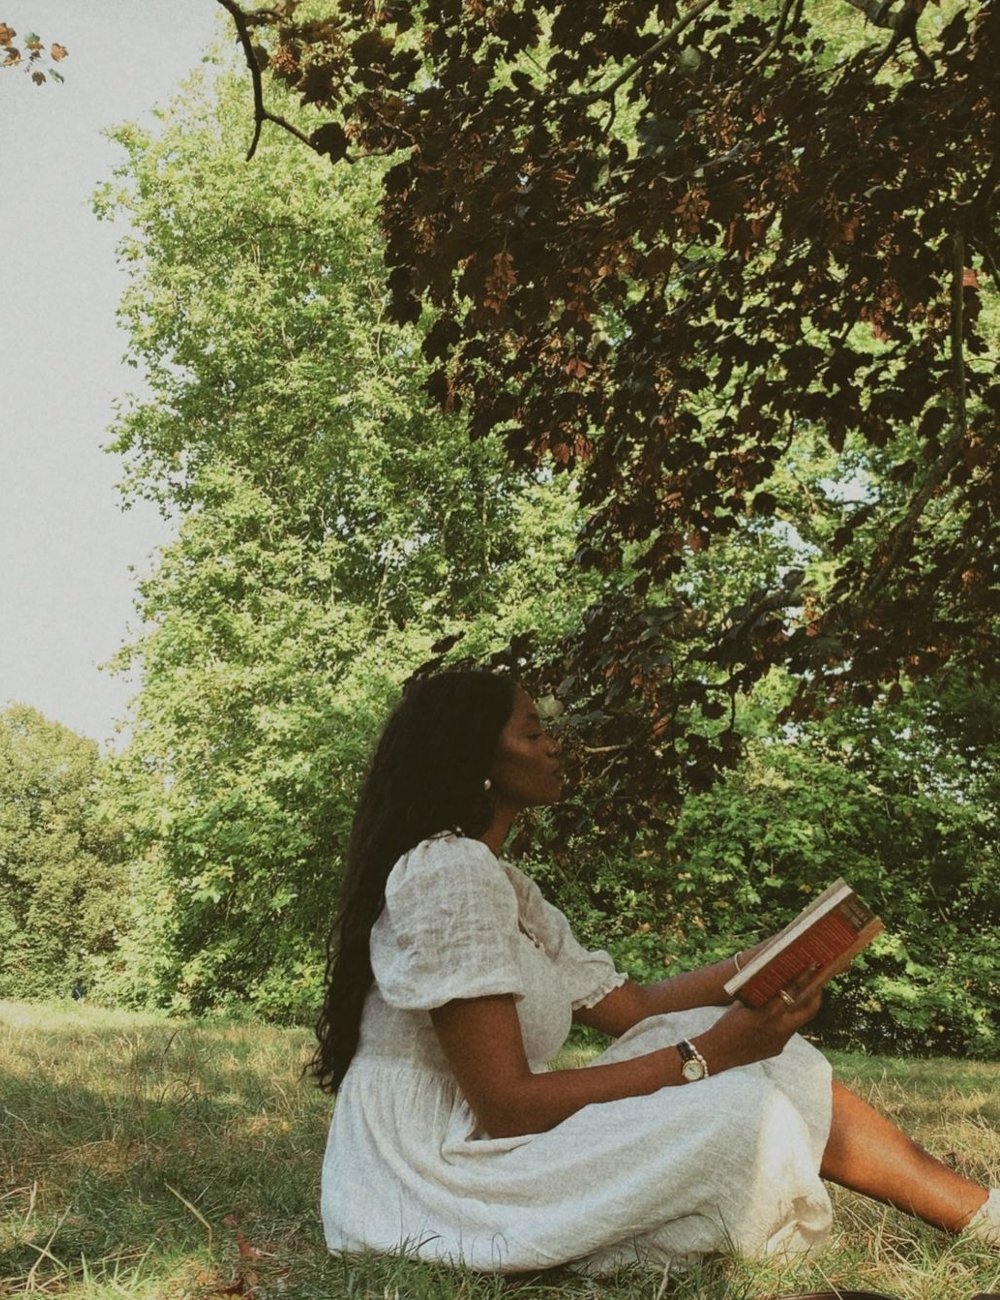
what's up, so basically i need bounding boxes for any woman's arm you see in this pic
[576,940,772,1037]
[431,980,821,1139]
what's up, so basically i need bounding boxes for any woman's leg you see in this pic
[820,1080,988,1232]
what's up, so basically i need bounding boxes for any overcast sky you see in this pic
[1,1,223,745]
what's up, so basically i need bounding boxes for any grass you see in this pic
[1,1000,997,1300]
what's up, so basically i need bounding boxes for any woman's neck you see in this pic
[478,807,516,857]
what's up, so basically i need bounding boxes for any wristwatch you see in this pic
[676,1038,710,1082]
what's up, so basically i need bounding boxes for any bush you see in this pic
[524,680,999,1059]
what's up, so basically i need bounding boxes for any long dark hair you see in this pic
[311,671,518,1092]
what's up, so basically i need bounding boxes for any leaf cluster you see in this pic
[0,21,67,84]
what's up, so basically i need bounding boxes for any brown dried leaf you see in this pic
[236,1230,264,1259]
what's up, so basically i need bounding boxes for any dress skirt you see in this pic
[322,1006,833,1275]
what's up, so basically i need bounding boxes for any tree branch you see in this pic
[214,0,316,161]
[840,0,921,30]
[852,439,965,614]
[751,0,800,70]
[586,0,718,103]
[842,0,935,78]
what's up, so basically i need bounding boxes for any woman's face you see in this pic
[488,689,564,812]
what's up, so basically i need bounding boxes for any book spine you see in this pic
[738,905,871,1006]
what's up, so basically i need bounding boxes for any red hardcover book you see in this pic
[723,878,884,1008]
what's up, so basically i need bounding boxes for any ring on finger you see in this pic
[779,989,796,1006]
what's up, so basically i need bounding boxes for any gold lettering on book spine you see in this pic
[840,896,875,930]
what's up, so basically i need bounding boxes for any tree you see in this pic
[0,706,126,1000]
[97,67,591,1016]
[216,0,999,837]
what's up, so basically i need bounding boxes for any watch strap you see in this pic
[676,1038,710,1081]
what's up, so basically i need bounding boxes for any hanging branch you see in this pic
[215,0,316,161]
[820,228,970,624]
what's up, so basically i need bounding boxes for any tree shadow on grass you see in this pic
[0,1010,330,1295]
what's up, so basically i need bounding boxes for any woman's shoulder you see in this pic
[385,833,507,897]
[372,835,528,1007]
[497,858,544,908]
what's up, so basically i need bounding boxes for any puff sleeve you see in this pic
[502,862,627,1011]
[370,835,527,1010]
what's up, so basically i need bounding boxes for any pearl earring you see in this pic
[483,778,492,792]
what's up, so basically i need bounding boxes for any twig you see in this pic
[751,0,799,69]
[25,1203,71,1289]
[586,0,718,103]
[950,223,967,444]
[215,0,316,161]
[165,1182,214,1253]
[2,1106,31,1134]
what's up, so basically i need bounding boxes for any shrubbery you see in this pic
[529,680,998,1058]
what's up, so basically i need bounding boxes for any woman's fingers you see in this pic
[781,963,825,1006]
[755,970,823,1031]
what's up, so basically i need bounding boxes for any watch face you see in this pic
[681,1057,705,1081]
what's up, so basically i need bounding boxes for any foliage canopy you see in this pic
[6,8,991,1051]
[95,68,589,1017]
[220,0,999,834]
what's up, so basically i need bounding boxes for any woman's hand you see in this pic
[695,968,824,1073]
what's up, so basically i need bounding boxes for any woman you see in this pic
[315,671,998,1274]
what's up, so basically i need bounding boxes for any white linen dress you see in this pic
[321,833,834,1274]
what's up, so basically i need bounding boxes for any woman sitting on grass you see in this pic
[313,670,998,1275]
